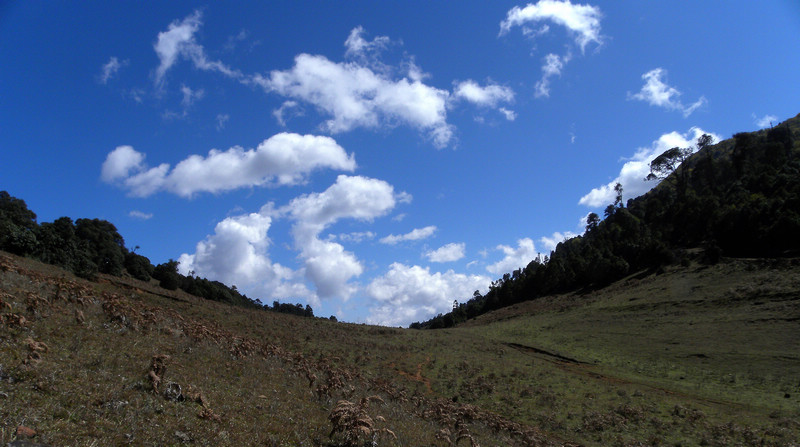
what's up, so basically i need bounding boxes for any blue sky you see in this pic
[2,1,799,326]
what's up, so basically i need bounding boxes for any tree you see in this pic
[613,182,624,207]
[696,134,713,152]
[153,259,180,290]
[124,251,154,281]
[585,212,600,232]
[646,147,693,181]
[75,218,126,275]
[0,191,39,255]
[37,217,81,269]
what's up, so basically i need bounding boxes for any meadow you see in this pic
[1,251,798,446]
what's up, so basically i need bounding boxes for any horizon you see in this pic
[2,1,799,325]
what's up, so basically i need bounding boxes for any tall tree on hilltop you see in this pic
[645,147,693,182]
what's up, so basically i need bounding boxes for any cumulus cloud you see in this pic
[487,238,537,275]
[579,127,721,207]
[285,175,401,233]
[284,175,406,299]
[500,0,603,51]
[153,10,241,88]
[452,80,515,108]
[149,17,510,148]
[365,263,490,326]
[101,133,356,197]
[379,225,437,245]
[255,52,453,147]
[425,242,466,263]
[178,175,406,307]
[177,208,312,304]
[539,231,578,252]
[754,113,777,129]
[99,57,127,84]
[251,27,455,148]
[500,1,602,98]
[101,145,146,183]
[344,26,392,63]
[628,68,707,117]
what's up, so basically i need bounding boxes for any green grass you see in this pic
[1,252,799,446]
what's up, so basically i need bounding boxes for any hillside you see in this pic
[416,113,800,329]
[1,250,798,446]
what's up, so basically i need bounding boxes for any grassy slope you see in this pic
[1,251,799,446]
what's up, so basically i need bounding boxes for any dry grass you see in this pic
[1,251,799,446]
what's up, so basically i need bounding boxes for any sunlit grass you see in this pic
[1,252,798,446]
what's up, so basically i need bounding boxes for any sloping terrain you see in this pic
[1,251,799,446]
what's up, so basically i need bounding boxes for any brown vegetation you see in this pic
[0,251,798,446]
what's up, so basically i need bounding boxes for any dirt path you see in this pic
[505,340,744,408]
[389,356,434,394]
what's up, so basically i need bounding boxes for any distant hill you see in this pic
[415,113,800,329]
[0,192,319,319]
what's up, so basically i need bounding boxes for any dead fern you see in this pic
[147,354,170,393]
[329,395,395,446]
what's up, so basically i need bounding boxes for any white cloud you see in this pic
[153,10,241,88]
[128,210,153,220]
[628,68,707,117]
[216,114,229,131]
[425,242,466,263]
[487,238,537,275]
[344,26,391,62]
[333,231,376,243]
[380,225,437,245]
[101,133,356,197]
[579,127,721,207]
[178,175,405,307]
[300,238,363,299]
[365,263,490,326]
[499,107,517,121]
[99,57,127,84]
[500,0,603,52]
[535,53,570,97]
[252,29,454,147]
[180,85,204,108]
[452,80,515,108]
[163,85,205,120]
[101,145,145,183]
[285,175,401,233]
[539,231,578,252]
[177,207,312,304]
[500,1,601,98]
[754,113,777,129]
[284,175,405,299]
[273,101,304,127]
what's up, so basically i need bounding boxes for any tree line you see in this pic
[412,114,800,329]
[0,195,324,319]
